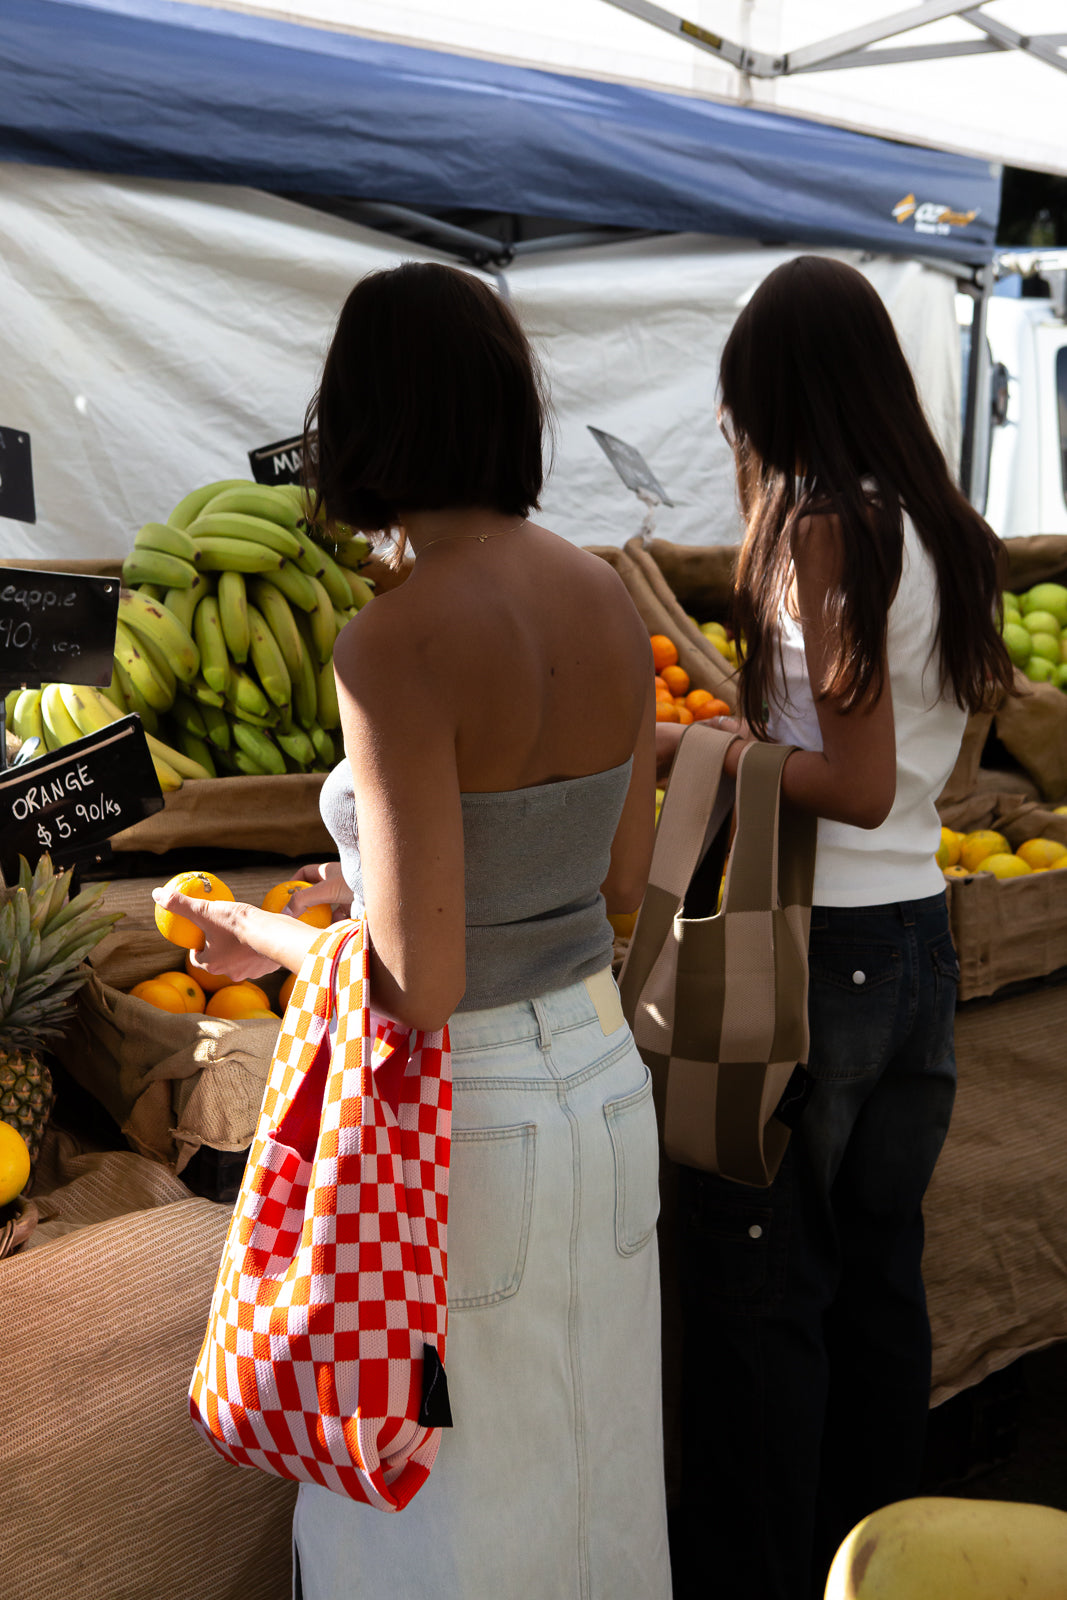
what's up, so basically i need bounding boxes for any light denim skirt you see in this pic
[293,969,672,1600]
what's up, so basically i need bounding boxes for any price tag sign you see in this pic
[0,715,162,877]
[0,427,36,524]
[588,426,674,506]
[0,569,120,691]
[249,434,309,487]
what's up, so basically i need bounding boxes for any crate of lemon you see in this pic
[938,823,1067,1001]
[53,871,335,1178]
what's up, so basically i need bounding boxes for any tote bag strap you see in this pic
[619,722,738,1026]
[720,740,793,914]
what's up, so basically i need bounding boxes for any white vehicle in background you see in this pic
[967,251,1067,539]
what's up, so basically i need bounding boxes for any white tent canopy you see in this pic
[0,163,962,559]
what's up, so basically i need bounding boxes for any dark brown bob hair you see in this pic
[303,262,546,538]
[718,254,1013,735]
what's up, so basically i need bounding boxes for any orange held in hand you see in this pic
[650,634,679,672]
[260,879,333,929]
[154,870,235,950]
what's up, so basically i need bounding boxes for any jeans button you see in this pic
[852,970,866,985]
[748,1225,763,1239]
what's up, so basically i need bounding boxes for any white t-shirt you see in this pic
[766,511,967,907]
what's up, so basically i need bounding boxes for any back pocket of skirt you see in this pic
[604,1069,660,1257]
[447,1123,537,1309]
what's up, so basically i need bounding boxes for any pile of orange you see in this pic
[132,869,316,1020]
[651,634,732,725]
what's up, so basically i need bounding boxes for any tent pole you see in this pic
[960,265,992,505]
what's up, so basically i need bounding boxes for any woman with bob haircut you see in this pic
[154,261,671,1599]
[659,254,1013,1600]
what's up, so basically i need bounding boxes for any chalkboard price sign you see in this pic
[0,568,120,691]
[0,427,36,524]
[249,433,309,486]
[0,714,163,876]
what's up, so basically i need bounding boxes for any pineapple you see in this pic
[0,855,122,1165]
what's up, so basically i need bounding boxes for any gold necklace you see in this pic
[414,516,527,556]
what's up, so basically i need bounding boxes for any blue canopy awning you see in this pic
[0,0,1001,262]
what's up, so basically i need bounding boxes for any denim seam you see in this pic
[451,1035,634,1093]
[542,1046,590,1600]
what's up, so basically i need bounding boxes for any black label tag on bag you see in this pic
[0,427,36,524]
[419,1343,453,1428]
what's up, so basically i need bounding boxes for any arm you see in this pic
[601,676,657,914]
[720,515,896,828]
[332,607,467,1033]
[149,890,321,980]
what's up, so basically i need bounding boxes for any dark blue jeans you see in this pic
[673,893,959,1600]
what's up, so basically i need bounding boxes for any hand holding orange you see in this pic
[260,879,333,929]
[154,870,235,949]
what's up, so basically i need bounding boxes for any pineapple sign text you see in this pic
[0,568,119,690]
[0,714,162,874]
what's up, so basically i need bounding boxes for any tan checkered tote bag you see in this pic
[619,723,816,1187]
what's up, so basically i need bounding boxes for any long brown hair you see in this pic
[718,255,1012,736]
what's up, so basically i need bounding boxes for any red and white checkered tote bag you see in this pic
[188,919,452,1512]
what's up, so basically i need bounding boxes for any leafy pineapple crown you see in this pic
[0,854,123,1053]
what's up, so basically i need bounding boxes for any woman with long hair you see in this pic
[660,254,1013,1600]
[154,261,671,1598]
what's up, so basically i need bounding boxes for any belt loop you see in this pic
[532,995,552,1051]
[900,901,916,927]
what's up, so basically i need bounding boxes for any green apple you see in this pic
[1026,656,1056,683]
[1022,582,1067,626]
[1053,663,1067,691]
[1022,610,1062,638]
[1002,621,1033,667]
[1030,631,1062,664]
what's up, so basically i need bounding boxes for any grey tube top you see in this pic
[319,756,632,1012]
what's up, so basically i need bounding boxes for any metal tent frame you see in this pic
[598,1,1067,81]
[597,3,1066,505]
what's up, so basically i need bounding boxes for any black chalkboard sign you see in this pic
[0,569,120,691]
[0,427,36,524]
[249,434,309,486]
[588,427,674,507]
[0,714,162,876]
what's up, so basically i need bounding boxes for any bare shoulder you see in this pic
[792,512,845,584]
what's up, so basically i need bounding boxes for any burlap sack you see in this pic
[587,540,738,709]
[1003,533,1067,593]
[994,671,1067,803]
[3,1128,295,1600]
[53,970,279,1172]
[927,977,1067,1402]
[109,771,335,857]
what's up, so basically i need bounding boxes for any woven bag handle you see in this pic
[618,722,737,1026]
[720,740,794,914]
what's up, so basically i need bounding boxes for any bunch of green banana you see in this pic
[109,478,375,781]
